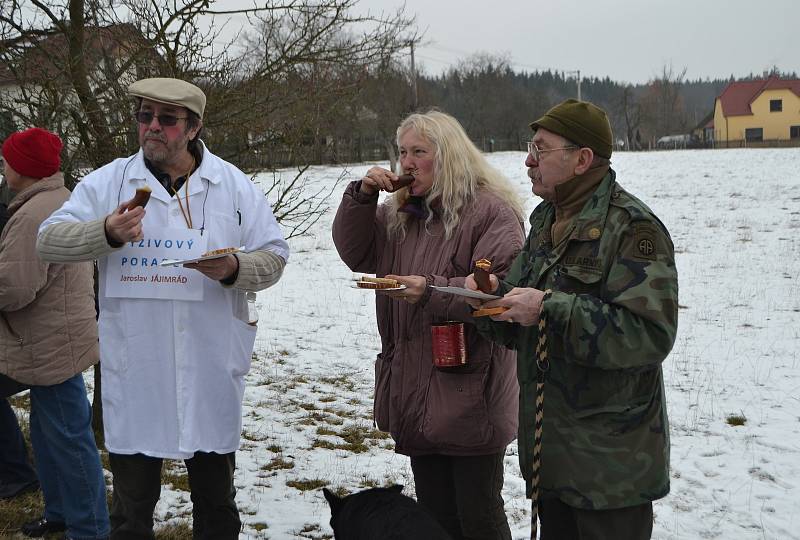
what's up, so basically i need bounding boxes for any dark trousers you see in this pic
[109,451,240,540]
[0,398,38,494]
[539,497,654,540]
[410,451,512,540]
[0,374,38,496]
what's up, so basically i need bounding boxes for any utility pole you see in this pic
[566,69,581,100]
[410,41,418,109]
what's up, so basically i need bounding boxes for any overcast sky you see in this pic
[354,0,798,84]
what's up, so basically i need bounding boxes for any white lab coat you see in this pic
[39,144,289,458]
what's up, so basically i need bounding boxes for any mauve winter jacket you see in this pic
[0,174,98,386]
[333,181,524,456]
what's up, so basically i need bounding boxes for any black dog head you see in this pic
[322,485,404,540]
[323,485,405,534]
[322,485,450,540]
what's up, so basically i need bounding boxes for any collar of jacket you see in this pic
[553,164,609,210]
[530,167,617,243]
[565,167,616,242]
[8,173,64,215]
[397,194,442,219]
[397,195,427,218]
[123,141,222,207]
[551,164,609,245]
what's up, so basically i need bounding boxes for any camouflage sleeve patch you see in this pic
[633,223,658,261]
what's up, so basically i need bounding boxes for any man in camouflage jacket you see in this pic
[467,99,678,539]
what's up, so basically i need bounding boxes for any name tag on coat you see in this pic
[105,227,207,300]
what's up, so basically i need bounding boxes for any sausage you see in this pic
[126,186,152,210]
[473,258,493,294]
[387,174,415,192]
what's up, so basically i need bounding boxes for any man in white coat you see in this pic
[37,78,289,540]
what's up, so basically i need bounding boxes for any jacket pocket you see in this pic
[572,398,654,436]
[230,318,256,377]
[206,211,241,251]
[423,368,492,448]
[373,353,391,432]
[555,264,603,296]
[573,400,650,419]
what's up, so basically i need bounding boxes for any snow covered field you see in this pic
[150,147,800,539]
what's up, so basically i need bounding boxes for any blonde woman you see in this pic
[333,110,525,540]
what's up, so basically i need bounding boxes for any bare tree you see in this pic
[1,0,417,427]
[639,64,689,141]
[0,0,417,207]
[617,84,642,150]
[355,53,417,172]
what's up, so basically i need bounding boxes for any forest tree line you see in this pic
[2,0,797,180]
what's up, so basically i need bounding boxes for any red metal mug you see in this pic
[431,321,467,368]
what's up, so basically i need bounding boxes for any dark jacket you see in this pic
[0,182,13,233]
[333,182,524,456]
[476,169,679,509]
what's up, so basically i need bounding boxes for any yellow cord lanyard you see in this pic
[172,158,195,229]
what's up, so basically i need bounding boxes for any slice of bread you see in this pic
[202,247,239,257]
[471,306,508,317]
[356,276,400,289]
[359,276,400,285]
[356,281,398,289]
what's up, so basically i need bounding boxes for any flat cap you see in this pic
[128,77,206,118]
[530,99,613,158]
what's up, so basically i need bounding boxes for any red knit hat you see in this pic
[1,127,63,179]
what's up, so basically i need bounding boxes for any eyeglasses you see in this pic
[526,141,579,161]
[135,111,188,127]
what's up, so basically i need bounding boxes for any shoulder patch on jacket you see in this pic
[633,222,658,260]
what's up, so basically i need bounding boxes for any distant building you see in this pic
[656,134,691,149]
[713,76,800,147]
[0,23,157,148]
[692,110,714,145]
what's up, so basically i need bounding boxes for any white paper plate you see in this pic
[430,285,500,300]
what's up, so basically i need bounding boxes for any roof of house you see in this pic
[716,76,800,117]
[693,110,714,131]
[0,23,154,86]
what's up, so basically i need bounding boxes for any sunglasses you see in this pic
[135,111,188,127]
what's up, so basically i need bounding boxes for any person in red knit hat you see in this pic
[1,127,63,179]
[1,127,110,539]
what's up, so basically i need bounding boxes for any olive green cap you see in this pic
[128,78,206,118]
[530,99,613,158]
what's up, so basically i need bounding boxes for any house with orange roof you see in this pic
[713,76,800,147]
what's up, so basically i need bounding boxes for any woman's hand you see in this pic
[360,166,398,195]
[384,274,427,304]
